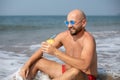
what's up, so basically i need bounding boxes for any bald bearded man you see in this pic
[20,9,97,80]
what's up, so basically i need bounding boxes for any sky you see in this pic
[0,0,120,16]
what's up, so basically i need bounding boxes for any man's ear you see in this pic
[82,19,87,28]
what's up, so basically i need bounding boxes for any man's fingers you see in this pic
[25,69,29,78]
[41,42,48,46]
[19,70,26,79]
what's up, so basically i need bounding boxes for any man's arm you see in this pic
[53,35,96,72]
[20,48,43,79]
[23,48,43,67]
[24,32,65,67]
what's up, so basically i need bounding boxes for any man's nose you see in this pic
[68,23,73,28]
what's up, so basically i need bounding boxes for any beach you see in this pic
[0,16,120,80]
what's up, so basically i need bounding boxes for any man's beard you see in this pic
[69,26,83,35]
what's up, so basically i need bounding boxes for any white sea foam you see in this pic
[2,68,24,80]
[0,49,52,80]
[95,31,120,79]
[2,67,51,80]
[29,44,41,50]
[0,51,28,79]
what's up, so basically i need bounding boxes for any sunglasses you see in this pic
[64,20,75,26]
[64,18,84,26]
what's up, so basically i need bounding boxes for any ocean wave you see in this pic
[0,51,28,79]
[92,31,120,38]
[29,44,41,50]
[0,25,59,31]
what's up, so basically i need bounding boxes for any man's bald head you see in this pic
[67,9,86,20]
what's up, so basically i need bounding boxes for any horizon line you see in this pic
[0,14,119,16]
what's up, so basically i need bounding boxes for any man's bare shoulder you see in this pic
[53,31,68,47]
[56,30,68,39]
[84,31,95,44]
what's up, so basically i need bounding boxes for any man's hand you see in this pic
[41,42,56,55]
[20,66,29,79]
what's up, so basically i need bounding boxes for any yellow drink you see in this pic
[46,34,56,44]
[46,38,54,44]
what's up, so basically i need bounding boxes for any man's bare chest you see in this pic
[63,40,83,57]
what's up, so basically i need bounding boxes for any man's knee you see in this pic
[71,68,87,79]
[71,68,87,80]
[70,68,80,76]
[34,58,47,70]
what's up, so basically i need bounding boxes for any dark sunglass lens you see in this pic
[64,21,69,26]
[70,20,75,25]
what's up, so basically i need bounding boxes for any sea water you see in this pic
[0,16,120,80]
